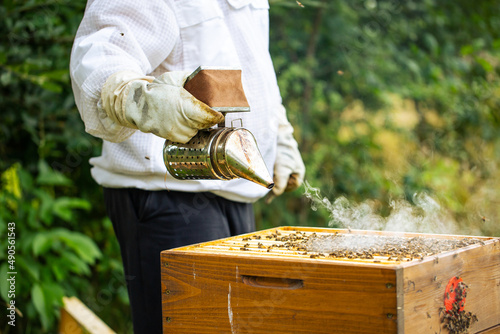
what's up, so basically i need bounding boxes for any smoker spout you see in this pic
[223,129,274,189]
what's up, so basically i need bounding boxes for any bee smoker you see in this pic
[163,66,274,189]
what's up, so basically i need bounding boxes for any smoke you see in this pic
[303,181,460,234]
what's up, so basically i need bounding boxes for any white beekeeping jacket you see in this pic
[70,0,283,203]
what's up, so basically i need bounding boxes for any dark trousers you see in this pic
[103,188,255,334]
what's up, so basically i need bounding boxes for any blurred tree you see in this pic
[260,0,500,237]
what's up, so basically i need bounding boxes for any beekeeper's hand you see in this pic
[101,70,224,143]
[267,105,305,203]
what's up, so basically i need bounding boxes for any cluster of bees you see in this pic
[440,281,478,334]
[238,230,484,263]
[241,230,308,253]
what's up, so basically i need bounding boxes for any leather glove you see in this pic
[101,70,224,143]
[267,105,305,203]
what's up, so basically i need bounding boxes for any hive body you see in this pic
[161,227,500,333]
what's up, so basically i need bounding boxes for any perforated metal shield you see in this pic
[163,128,226,180]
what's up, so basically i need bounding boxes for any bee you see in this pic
[296,0,305,7]
[438,307,445,317]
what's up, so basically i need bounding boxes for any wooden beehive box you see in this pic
[161,227,500,333]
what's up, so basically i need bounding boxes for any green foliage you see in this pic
[257,0,500,237]
[1,0,500,332]
[1,1,131,332]
[0,163,101,331]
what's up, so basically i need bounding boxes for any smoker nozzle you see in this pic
[222,128,274,189]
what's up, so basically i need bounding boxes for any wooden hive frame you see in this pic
[161,227,500,333]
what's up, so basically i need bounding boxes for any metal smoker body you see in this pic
[163,67,274,189]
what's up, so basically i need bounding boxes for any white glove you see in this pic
[268,105,305,202]
[101,70,224,143]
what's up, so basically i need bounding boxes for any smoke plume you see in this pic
[303,181,461,234]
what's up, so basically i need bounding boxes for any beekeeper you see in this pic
[70,0,305,333]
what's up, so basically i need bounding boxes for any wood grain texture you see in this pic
[160,227,499,334]
[401,239,500,334]
[162,253,397,333]
[477,324,500,333]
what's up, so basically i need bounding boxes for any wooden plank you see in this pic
[175,227,495,259]
[58,296,116,334]
[401,239,500,333]
[396,266,405,334]
[279,226,496,241]
[162,252,398,334]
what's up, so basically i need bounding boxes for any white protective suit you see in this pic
[70,0,294,203]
